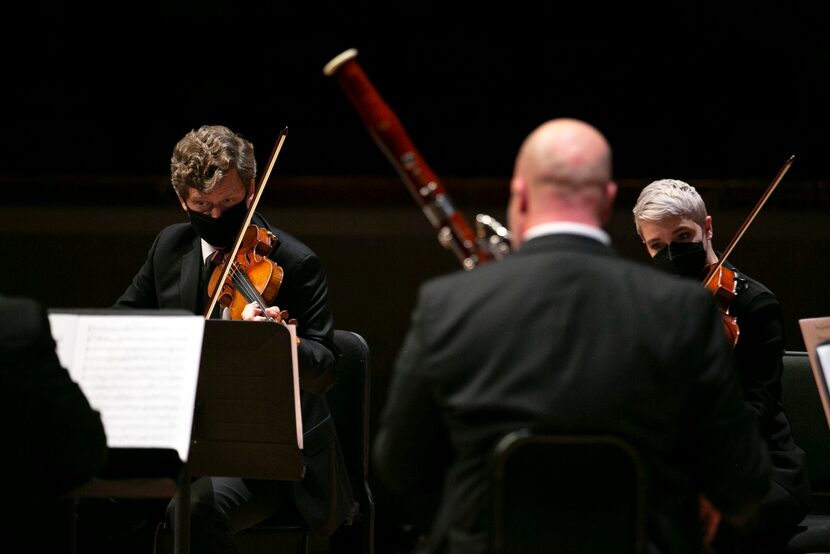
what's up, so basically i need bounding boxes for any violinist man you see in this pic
[632,178,811,553]
[374,118,772,554]
[106,124,356,553]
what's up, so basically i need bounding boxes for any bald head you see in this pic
[508,118,615,247]
[515,118,612,190]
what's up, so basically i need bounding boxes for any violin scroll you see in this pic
[704,264,740,348]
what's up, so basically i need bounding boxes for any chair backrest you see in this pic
[327,330,375,554]
[232,329,375,554]
[492,429,647,554]
[781,350,830,511]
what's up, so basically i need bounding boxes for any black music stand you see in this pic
[189,320,304,480]
[73,318,304,554]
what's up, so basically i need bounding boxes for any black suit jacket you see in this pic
[729,265,811,521]
[1,294,108,529]
[113,213,355,536]
[374,233,771,554]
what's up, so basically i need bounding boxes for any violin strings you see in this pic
[229,263,268,307]
[228,262,275,322]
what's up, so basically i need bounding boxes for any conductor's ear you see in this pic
[600,181,617,224]
[508,177,527,250]
[512,177,527,214]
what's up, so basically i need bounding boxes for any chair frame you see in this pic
[235,329,375,554]
[781,350,830,552]
[492,429,648,554]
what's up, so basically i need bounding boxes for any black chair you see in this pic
[236,329,376,554]
[492,429,647,554]
[73,449,188,554]
[780,351,830,553]
[327,330,376,554]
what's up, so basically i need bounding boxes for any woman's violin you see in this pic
[203,128,290,324]
[702,154,795,347]
[704,264,740,347]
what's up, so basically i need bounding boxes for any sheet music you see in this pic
[799,317,830,431]
[49,313,204,462]
[818,342,830,392]
[799,317,830,384]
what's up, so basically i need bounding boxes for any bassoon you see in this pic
[323,48,510,270]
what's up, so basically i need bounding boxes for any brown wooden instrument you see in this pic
[323,48,511,269]
[704,264,740,347]
[702,154,795,347]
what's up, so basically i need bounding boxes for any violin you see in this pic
[702,154,795,347]
[704,264,740,348]
[203,128,290,324]
[207,224,283,320]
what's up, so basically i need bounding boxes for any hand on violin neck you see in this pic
[281,310,298,326]
[241,302,285,322]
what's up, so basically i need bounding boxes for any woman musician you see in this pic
[632,178,810,553]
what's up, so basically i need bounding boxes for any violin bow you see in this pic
[203,127,288,319]
[703,154,795,289]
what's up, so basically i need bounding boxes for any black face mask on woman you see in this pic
[187,200,248,248]
[651,241,708,280]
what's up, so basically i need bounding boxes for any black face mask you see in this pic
[187,200,248,248]
[651,241,708,280]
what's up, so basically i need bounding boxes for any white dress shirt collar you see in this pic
[201,240,220,265]
[522,221,611,246]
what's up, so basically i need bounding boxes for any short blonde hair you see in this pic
[632,179,707,236]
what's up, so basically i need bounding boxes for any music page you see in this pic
[818,341,830,397]
[48,313,205,462]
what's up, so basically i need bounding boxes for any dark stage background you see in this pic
[5,3,830,179]
[4,3,830,550]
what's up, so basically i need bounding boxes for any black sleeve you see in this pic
[733,290,784,433]
[1,296,108,509]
